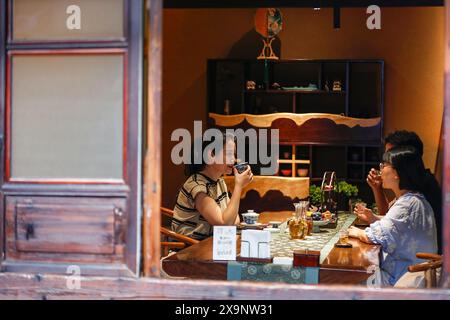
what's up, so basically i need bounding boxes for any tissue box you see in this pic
[293,249,320,267]
[240,230,271,259]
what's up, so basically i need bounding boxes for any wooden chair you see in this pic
[406,252,442,288]
[223,175,309,212]
[160,207,199,257]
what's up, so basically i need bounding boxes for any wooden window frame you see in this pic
[163,0,444,8]
[4,48,129,185]
[0,0,448,299]
[7,0,128,46]
[0,0,144,276]
[143,0,450,299]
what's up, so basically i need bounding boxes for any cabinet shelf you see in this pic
[208,59,384,205]
[244,90,346,95]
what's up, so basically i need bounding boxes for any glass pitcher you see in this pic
[289,201,309,239]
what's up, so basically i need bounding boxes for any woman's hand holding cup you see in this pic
[234,165,253,189]
[366,168,382,190]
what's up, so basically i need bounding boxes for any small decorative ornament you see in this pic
[332,80,342,92]
[271,82,281,90]
[255,8,283,60]
[246,80,256,90]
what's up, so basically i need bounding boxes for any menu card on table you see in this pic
[213,226,237,261]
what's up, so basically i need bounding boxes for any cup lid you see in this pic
[242,211,259,216]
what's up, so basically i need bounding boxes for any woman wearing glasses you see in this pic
[348,146,437,286]
[366,130,442,253]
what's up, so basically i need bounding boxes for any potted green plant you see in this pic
[336,181,359,211]
[309,184,322,208]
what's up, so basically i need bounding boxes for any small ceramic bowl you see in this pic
[297,169,309,177]
[241,210,259,224]
[280,169,292,176]
[312,219,330,232]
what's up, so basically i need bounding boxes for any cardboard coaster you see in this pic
[334,242,353,248]
[236,255,273,264]
[354,222,370,228]
[238,223,268,230]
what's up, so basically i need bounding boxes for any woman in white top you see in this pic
[348,146,437,286]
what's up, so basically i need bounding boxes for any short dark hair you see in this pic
[384,130,424,156]
[184,132,236,176]
[382,146,426,192]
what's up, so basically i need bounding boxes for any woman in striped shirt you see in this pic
[171,134,253,240]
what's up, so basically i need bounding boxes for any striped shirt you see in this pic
[171,173,229,241]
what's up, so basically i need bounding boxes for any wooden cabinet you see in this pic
[208,59,384,204]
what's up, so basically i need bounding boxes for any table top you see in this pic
[162,211,381,283]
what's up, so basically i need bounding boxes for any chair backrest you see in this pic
[407,252,442,288]
[223,175,309,212]
[160,207,199,256]
[161,207,174,218]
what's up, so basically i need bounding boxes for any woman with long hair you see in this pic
[349,146,437,286]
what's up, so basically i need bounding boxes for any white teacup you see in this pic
[241,210,259,224]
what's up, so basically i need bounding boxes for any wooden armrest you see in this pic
[408,252,442,273]
[408,260,442,273]
[160,226,199,245]
[161,242,186,249]
[416,252,442,261]
[161,207,175,218]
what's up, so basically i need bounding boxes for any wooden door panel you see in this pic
[0,0,143,276]
[6,196,125,256]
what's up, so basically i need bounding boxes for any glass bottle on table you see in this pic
[289,203,301,239]
[306,216,313,236]
[299,200,310,237]
[320,171,338,218]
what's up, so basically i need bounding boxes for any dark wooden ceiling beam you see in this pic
[164,0,443,9]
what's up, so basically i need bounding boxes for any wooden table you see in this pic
[162,211,381,285]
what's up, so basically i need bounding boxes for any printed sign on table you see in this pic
[213,226,236,261]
